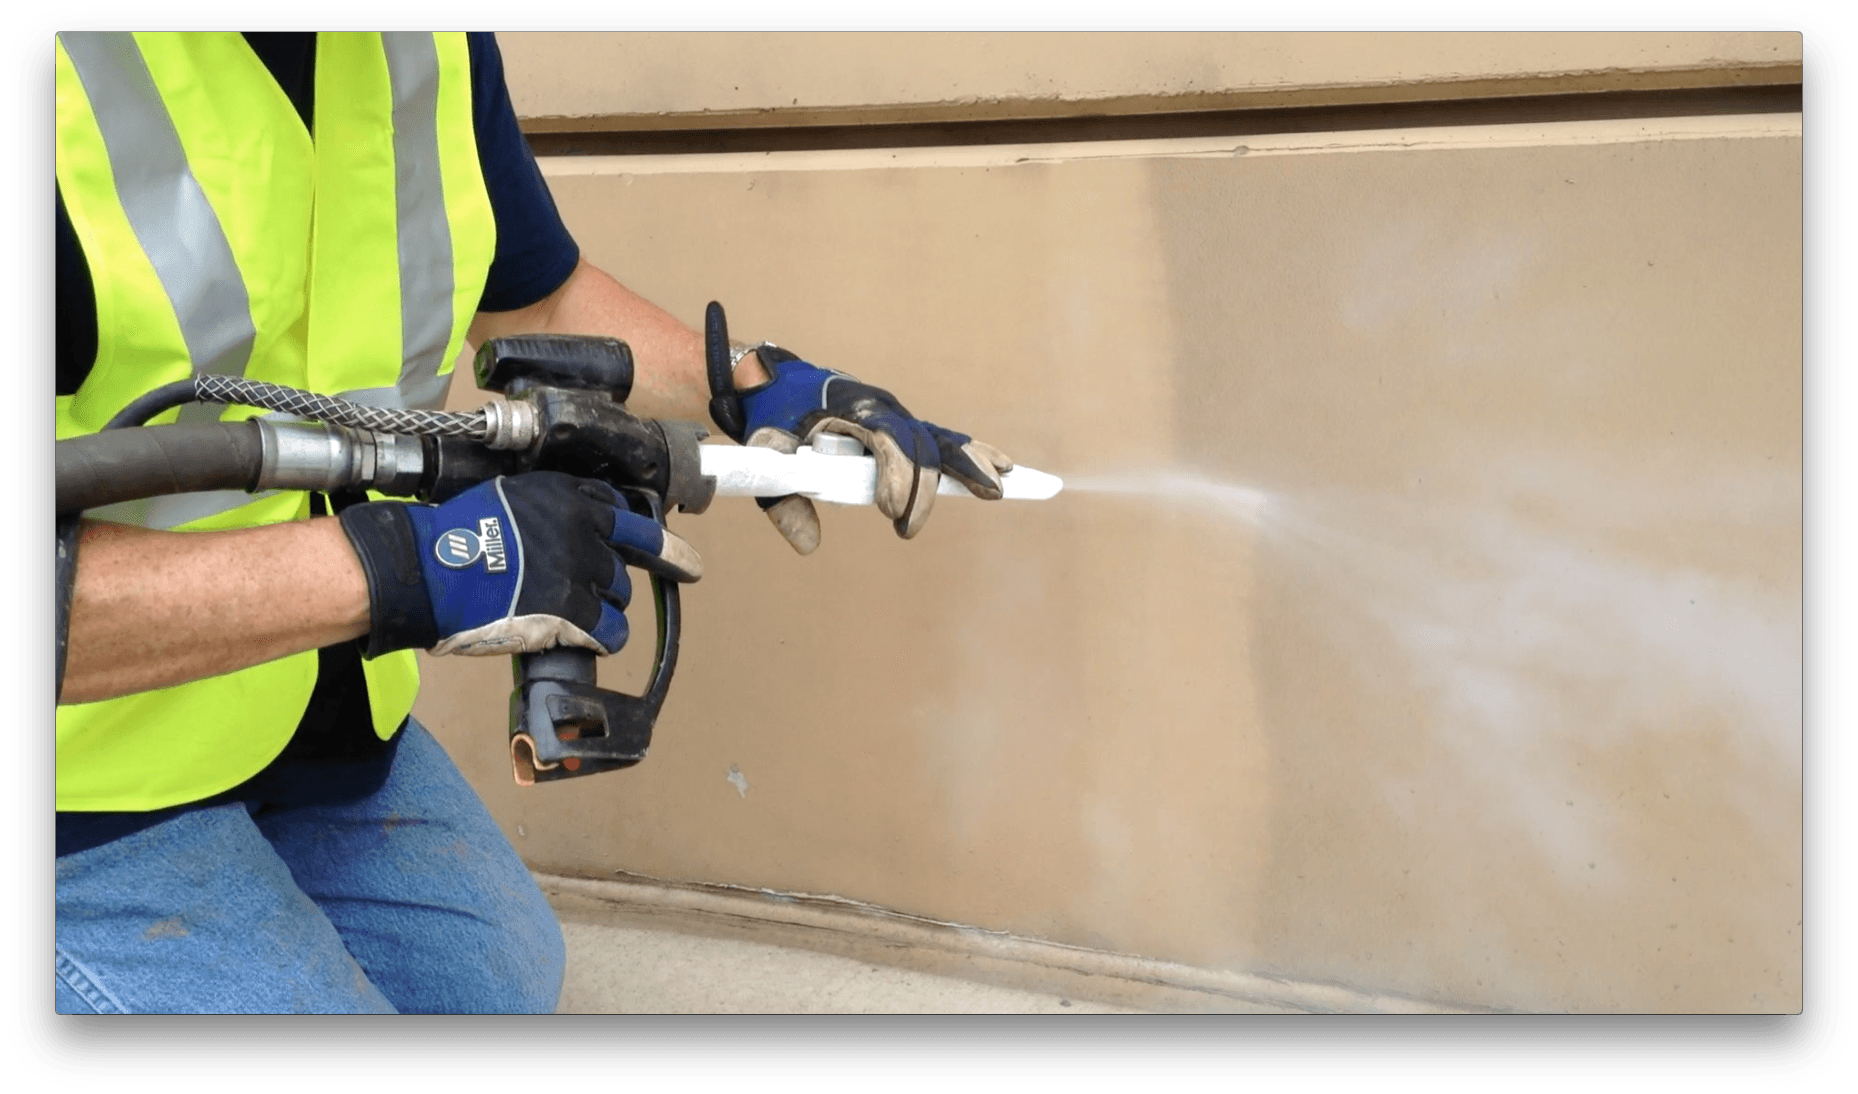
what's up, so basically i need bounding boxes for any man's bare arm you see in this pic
[466,258,770,422]
[64,261,743,706]
[60,518,371,705]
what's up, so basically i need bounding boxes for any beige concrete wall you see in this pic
[499,31,1800,130]
[417,35,1800,1013]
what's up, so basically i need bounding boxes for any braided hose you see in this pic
[195,375,487,439]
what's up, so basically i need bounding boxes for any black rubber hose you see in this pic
[104,378,201,430]
[56,420,265,515]
[55,511,81,701]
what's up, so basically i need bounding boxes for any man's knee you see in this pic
[465,862,564,1014]
[493,896,566,1014]
[387,881,565,1014]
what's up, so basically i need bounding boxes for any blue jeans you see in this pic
[55,718,565,1013]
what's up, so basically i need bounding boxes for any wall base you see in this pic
[541,872,1486,1014]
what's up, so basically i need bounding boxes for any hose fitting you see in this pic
[251,420,427,497]
[480,398,539,451]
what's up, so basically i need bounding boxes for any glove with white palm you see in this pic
[703,303,1013,554]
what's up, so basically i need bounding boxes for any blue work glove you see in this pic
[338,471,702,658]
[734,346,1014,553]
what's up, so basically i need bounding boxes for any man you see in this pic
[54,31,1011,1013]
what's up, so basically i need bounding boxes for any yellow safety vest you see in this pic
[55,32,496,811]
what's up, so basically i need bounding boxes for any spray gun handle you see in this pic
[507,490,682,785]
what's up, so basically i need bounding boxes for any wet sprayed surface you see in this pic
[418,114,1799,1012]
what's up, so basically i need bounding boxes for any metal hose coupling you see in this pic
[479,397,539,451]
[251,419,427,497]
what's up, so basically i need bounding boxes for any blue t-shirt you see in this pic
[56,33,584,854]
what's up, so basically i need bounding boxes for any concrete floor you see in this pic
[556,918,1140,1013]
[538,874,1472,1014]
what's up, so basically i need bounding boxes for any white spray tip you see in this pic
[946,465,1063,501]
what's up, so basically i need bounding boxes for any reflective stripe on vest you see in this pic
[59,32,256,430]
[55,32,496,812]
[62,33,478,528]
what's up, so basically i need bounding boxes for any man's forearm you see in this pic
[467,258,769,424]
[66,259,730,706]
[60,518,372,706]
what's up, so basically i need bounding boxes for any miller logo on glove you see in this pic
[337,471,702,658]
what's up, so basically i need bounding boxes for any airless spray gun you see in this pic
[54,303,1061,785]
